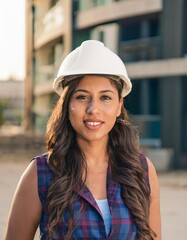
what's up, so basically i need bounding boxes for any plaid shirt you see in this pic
[36,154,149,240]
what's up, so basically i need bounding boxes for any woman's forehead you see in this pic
[76,75,118,89]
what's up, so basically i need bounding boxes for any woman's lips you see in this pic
[83,119,104,130]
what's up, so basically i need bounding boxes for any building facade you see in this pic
[25,0,187,168]
[25,0,72,134]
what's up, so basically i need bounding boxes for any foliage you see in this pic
[0,100,9,126]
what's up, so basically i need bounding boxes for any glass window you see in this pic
[149,17,160,37]
[125,80,141,114]
[125,79,161,147]
[73,30,90,49]
[125,79,160,115]
[121,21,141,41]
[182,77,187,152]
[183,1,187,55]
[50,0,59,7]
[149,79,160,114]
[119,16,161,62]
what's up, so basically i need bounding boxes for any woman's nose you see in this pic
[86,99,100,114]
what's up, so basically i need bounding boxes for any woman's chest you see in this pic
[40,186,137,240]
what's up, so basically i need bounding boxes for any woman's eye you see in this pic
[76,95,89,100]
[100,95,112,100]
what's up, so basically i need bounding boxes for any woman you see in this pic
[5,40,161,239]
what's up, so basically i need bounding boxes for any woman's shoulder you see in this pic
[32,153,54,203]
[139,153,160,199]
[139,153,159,198]
[139,152,157,176]
[139,152,149,170]
[33,153,48,166]
[138,152,150,187]
[32,153,53,182]
[146,157,160,198]
[4,159,42,239]
[32,153,53,174]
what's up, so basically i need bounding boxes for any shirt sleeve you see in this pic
[147,158,162,240]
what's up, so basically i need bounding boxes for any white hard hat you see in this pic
[53,40,132,97]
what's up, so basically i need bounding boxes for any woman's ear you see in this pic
[117,98,123,117]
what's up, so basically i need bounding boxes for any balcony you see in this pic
[76,0,162,29]
[34,64,55,96]
[34,0,65,49]
[119,37,161,63]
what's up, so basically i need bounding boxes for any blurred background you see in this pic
[0,0,187,239]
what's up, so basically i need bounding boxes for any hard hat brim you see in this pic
[53,74,132,98]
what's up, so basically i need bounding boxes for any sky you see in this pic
[0,0,25,80]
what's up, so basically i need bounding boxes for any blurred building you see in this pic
[25,0,187,168]
[0,80,24,126]
[25,0,72,134]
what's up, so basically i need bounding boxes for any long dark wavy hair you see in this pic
[46,76,156,239]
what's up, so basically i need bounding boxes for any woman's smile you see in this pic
[83,119,104,130]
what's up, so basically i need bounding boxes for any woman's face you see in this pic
[68,75,123,143]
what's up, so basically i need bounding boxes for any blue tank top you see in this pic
[95,199,112,236]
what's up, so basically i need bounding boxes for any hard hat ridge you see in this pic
[53,40,132,97]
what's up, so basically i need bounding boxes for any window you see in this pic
[125,79,160,115]
[182,77,187,152]
[121,21,141,41]
[183,1,187,55]
[119,16,161,62]
[50,0,59,7]
[125,79,161,147]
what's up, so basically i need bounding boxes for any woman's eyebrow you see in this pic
[74,89,115,94]
[100,90,115,94]
[74,89,89,93]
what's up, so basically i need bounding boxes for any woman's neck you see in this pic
[78,138,109,200]
[77,138,109,166]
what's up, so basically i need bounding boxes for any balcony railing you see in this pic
[34,0,64,48]
[119,37,161,63]
[78,0,125,11]
[34,64,55,85]
[79,0,107,11]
